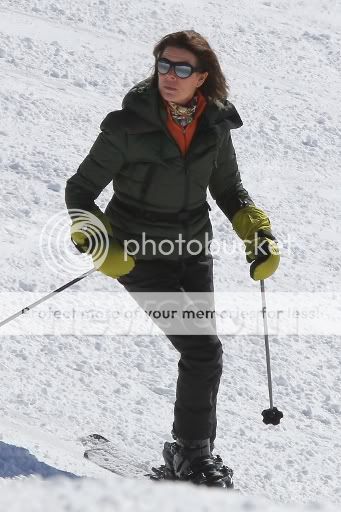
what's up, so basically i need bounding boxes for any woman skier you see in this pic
[65,30,280,488]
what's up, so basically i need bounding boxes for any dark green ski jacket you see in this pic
[65,78,253,259]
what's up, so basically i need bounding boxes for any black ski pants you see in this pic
[117,251,223,443]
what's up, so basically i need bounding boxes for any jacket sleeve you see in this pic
[65,122,125,214]
[209,130,254,222]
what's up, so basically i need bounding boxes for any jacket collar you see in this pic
[121,78,243,134]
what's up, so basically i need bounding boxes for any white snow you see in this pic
[0,0,340,510]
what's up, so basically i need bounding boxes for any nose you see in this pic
[166,67,177,79]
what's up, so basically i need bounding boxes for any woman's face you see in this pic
[157,46,208,105]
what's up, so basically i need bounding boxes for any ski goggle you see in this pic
[157,57,202,79]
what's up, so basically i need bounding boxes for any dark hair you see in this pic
[151,30,229,102]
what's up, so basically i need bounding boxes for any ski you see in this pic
[80,433,236,489]
[79,433,149,478]
[80,433,180,481]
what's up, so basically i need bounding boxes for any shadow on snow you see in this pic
[0,441,80,479]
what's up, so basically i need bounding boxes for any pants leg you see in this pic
[117,252,223,442]
[170,251,222,443]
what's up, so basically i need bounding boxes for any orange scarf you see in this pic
[164,90,207,156]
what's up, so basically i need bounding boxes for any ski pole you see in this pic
[259,279,283,425]
[0,268,96,330]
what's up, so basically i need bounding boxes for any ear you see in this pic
[197,71,208,87]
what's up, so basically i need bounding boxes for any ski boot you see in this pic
[151,437,234,489]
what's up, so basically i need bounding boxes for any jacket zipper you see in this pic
[161,120,207,222]
[182,126,190,245]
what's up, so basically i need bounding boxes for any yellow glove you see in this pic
[70,209,135,279]
[232,205,280,281]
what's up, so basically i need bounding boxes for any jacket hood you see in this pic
[122,78,243,131]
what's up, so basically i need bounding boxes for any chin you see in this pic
[161,89,181,103]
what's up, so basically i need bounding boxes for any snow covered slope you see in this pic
[0,0,340,510]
